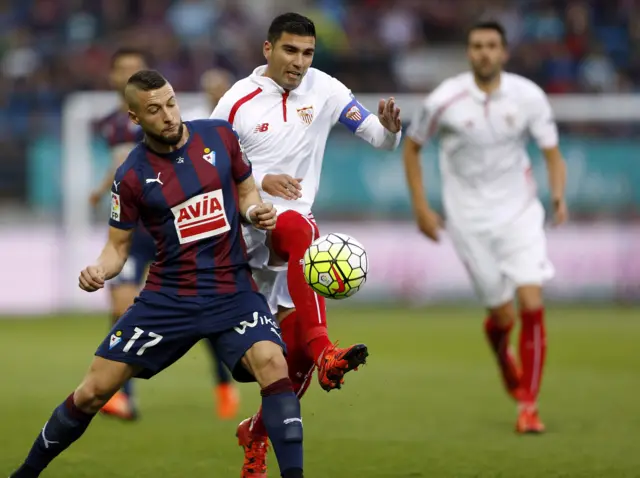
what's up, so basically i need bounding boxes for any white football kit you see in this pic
[211,65,401,312]
[407,72,557,307]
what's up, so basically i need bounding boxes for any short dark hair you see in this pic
[268,12,316,44]
[126,70,167,91]
[468,20,507,46]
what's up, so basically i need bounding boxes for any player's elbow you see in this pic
[403,137,422,162]
[542,145,563,162]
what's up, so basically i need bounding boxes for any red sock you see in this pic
[519,308,546,403]
[271,211,332,362]
[248,311,316,439]
[484,317,520,393]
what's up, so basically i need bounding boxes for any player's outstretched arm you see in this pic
[329,77,401,150]
[352,97,403,150]
[541,146,568,225]
[237,175,277,230]
[79,227,133,292]
[403,136,442,242]
[342,97,402,151]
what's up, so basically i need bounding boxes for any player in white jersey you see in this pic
[210,12,401,477]
[404,21,568,434]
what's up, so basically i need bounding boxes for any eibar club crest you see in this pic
[297,106,314,125]
[203,147,216,165]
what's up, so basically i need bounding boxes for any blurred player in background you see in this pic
[10,70,305,478]
[181,66,240,419]
[403,21,567,434]
[211,12,402,476]
[184,68,235,120]
[89,48,153,420]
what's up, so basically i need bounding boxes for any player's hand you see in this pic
[262,174,303,200]
[250,202,277,231]
[89,190,102,208]
[79,265,106,292]
[553,198,568,226]
[378,97,402,133]
[415,207,443,242]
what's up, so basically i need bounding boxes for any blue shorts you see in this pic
[95,290,285,382]
[109,228,155,287]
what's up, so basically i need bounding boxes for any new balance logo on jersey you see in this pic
[146,172,163,185]
[254,123,269,133]
[171,190,230,244]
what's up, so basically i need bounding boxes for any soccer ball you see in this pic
[303,233,368,299]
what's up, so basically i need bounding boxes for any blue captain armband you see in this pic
[338,98,371,133]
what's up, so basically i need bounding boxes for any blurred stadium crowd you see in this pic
[1,0,639,209]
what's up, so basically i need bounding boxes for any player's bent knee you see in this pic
[276,211,315,243]
[242,340,288,387]
[277,306,295,323]
[489,301,517,327]
[74,357,136,413]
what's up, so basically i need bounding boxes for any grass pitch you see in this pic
[1,306,639,477]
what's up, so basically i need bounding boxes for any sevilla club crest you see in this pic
[297,106,314,125]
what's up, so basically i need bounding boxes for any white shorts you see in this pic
[242,225,293,315]
[447,201,555,308]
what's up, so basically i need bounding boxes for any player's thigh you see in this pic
[496,204,555,288]
[448,226,513,307]
[207,299,287,385]
[277,305,296,323]
[271,210,319,258]
[95,291,200,380]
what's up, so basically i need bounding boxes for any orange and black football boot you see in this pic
[237,417,268,478]
[317,342,368,392]
[100,391,137,421]
[515,404,546,434]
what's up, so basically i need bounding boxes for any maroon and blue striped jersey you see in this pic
[94,109,143,148]
[109,119,257,296]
